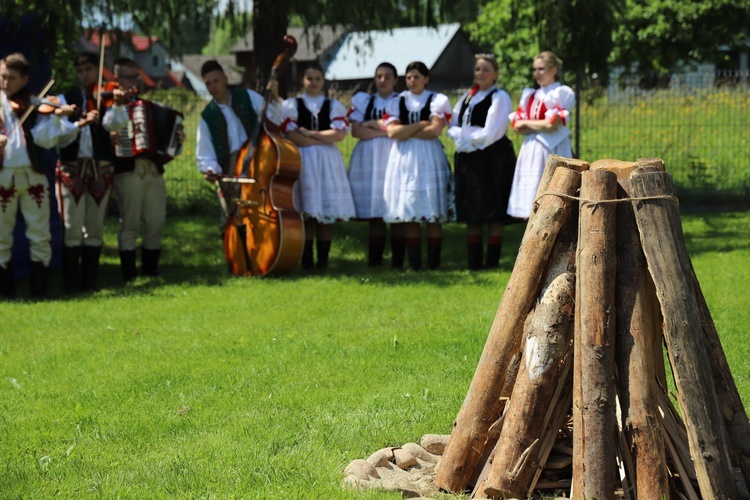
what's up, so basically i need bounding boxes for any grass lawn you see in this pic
[1,209,749,497]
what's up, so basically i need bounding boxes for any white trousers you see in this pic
[56,159,114,248]
[0,165,51,267]
[113,158,166,251]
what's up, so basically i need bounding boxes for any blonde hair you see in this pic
[535,51,563,81]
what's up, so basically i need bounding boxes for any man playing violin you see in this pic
[0,52,80,299]
[195,59,282,234]
[103,57,184,282]
[54,52,117,293]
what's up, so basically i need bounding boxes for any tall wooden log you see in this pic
[482,269,576,498]
[690,264,750,489]
[593,159,670,498]
[629,168,738,499]
[434,164,584,493]
[572,169,618,500]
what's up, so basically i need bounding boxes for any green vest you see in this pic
[201,88,257,171]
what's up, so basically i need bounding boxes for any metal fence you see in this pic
[161,71,749,214]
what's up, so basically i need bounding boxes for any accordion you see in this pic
[115,100,184,165]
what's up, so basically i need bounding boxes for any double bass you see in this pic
[223,36,304,276]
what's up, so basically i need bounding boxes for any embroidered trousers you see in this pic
[0,165,51,267]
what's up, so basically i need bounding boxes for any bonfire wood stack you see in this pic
[433,155,750,499]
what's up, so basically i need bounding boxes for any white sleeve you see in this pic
[468,90,512,150]
[195,117,222,175]
[544,85,575,124]
[430,93,452,122]
[329,99,350,131]
[50,94,82,148]
[30,114,74,149]
[102,104,129,131]
[509,87,535,122]
[280,98,299,132]
[383,95,401,126]
[348,92,370,123]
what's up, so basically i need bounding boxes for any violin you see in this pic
[87,82,139,107]
[223,35,304,276]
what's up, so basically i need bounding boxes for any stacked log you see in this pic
[431,155,750,499]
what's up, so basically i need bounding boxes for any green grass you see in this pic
[2,210,748,497]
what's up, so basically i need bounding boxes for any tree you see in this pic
[611,0,750,78]
[465,0,622,93]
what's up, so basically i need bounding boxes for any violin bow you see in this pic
[9,78,56,136]
[96,31,106,109]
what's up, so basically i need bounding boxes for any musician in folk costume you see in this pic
[0,53,80,298]
[507,51,574,219]
[103,57,184,282]
[54,53,117,292]
[195,59,282,233]
[448,54,516,270]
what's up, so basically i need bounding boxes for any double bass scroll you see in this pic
[222,36,304,277]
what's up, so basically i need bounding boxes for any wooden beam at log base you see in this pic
[572,169,619,500]
[483,270,576,498]
[689,268,750,489]
[629,169,738,499]
[615,177,670,499]
[434,165,583,494]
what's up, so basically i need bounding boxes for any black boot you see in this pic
[62,245,82,293]
[141,247,161,277]
[368,237,385,267]
[407,242,422,271]
[119,250,137,283]
[427,243,442,270]
[485,238,503,269]
[81,246,102,291]
[29,261,50,299]
[467,243,483,271]
[301,240,314,270]
[0,265,16,299]
[391,237,406,269]
[316,240,331,270]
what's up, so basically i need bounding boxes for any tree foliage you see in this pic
[465,0,622,93]
[612,0,750,76]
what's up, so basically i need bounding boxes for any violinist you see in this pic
[0,53,80,299]
[55,52,116,293]
[103,57,184,282]
[195,59,282,234]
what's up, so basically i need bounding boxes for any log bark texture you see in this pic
[572,169,618,500]
[614,177,670,499]
[629,168,737,499]
[434,165,583,493]
[482,269,576,498]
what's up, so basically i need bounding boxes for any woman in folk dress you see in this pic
[281,62,356,270]
[347,62,401,267]
[507,51,575,219]
[383,61,454,271]
[448,53,516,270]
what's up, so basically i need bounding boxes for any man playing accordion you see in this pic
[103,57,184,282]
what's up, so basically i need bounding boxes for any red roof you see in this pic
[84,29,160,53]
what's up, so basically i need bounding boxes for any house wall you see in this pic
[133,44,170,78]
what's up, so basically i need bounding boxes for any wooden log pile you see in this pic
[432,155,750,499]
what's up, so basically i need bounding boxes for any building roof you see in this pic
[179,54,243,86]
[231,25,348,61]
[83,29,161,52]
[325,23,462,81]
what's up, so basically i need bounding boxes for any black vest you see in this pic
[59,89,115,163]
[296,98,331,131]
[458,88,497,127]
[398,93,434,124]
[364,95,385,121]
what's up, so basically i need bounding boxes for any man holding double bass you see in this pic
[195,59,282,235]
